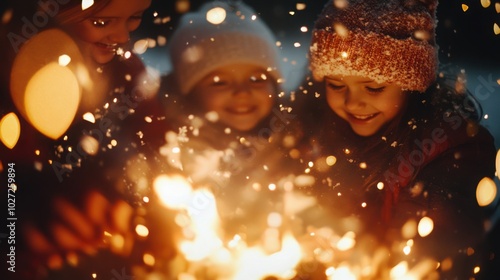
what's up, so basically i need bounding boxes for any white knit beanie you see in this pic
[168,0,282,95]
[310,0,439,92]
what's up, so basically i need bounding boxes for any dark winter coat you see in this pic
[294,79,497,279]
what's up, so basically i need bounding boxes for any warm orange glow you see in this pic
[296,3,306,10]
[25,62,80,139]
[135,224,149,237]
[326,155,337,166]
[81,0,94,10]
[79,135,99,156]
[462,4,469,12]
[333,0,349,9]
[143,253,155,266]
[476,177,497,206]
[133,39,149,55]
[402,219,417,239]
[10,29,84,139]
[82,112,95,123]
[494,23,500,35]
[154,174,193,210]
[110,234,125,252]
[481,0,491,8]
[326,265,356,280]
[58,54,71,66]
[267,212,283,228]
[0,113,21,149]
[206,7,226,25]
[390,261,409,279]
[418,217,434,237]
[336,231,356,251]
[496,149,500,180]
[334,23,349,37]
[175,0,190,13]
[232,233,302,280]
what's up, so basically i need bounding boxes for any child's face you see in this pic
[65,0,151,65]
[190,63,275,132]
[325,75,406,137]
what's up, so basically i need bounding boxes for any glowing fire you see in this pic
[153,174,303,279]
[149,172,445,280]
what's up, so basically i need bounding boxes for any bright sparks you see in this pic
[133,39,149,54]
[206,7,227,25]
[417,217,434,237]
[135,224,150,237]
[481,0,491,8]
[326,155,337,166]
[82,112,95,123]
[390,261,409,279]
[58,54,71,66]
[336,231,356,251]
[402,219,417,239]
[79,135,99,156]
[81,0,94,10]
[296,3,306,10]
[154,174,193,210]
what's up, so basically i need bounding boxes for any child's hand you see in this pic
[21,190,134,270]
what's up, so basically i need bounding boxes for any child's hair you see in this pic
[167,0,282,95]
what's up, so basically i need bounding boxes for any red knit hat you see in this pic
[309,0,439,92]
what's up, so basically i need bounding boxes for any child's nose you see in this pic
[232,83,252,96]
[109,24,130,44]
[344,89,365,109]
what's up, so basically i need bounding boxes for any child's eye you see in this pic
[327,82,344,90]
[91,18,110,27]
[366,86,385,94]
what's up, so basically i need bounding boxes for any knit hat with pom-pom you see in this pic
[309,0,439,92]
[168,0,282,95]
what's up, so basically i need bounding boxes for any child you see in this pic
[161,0,301,247]
[0,0,166,278]
[301,0,497,278]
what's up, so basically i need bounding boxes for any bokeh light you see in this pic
[0,112,21,149]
